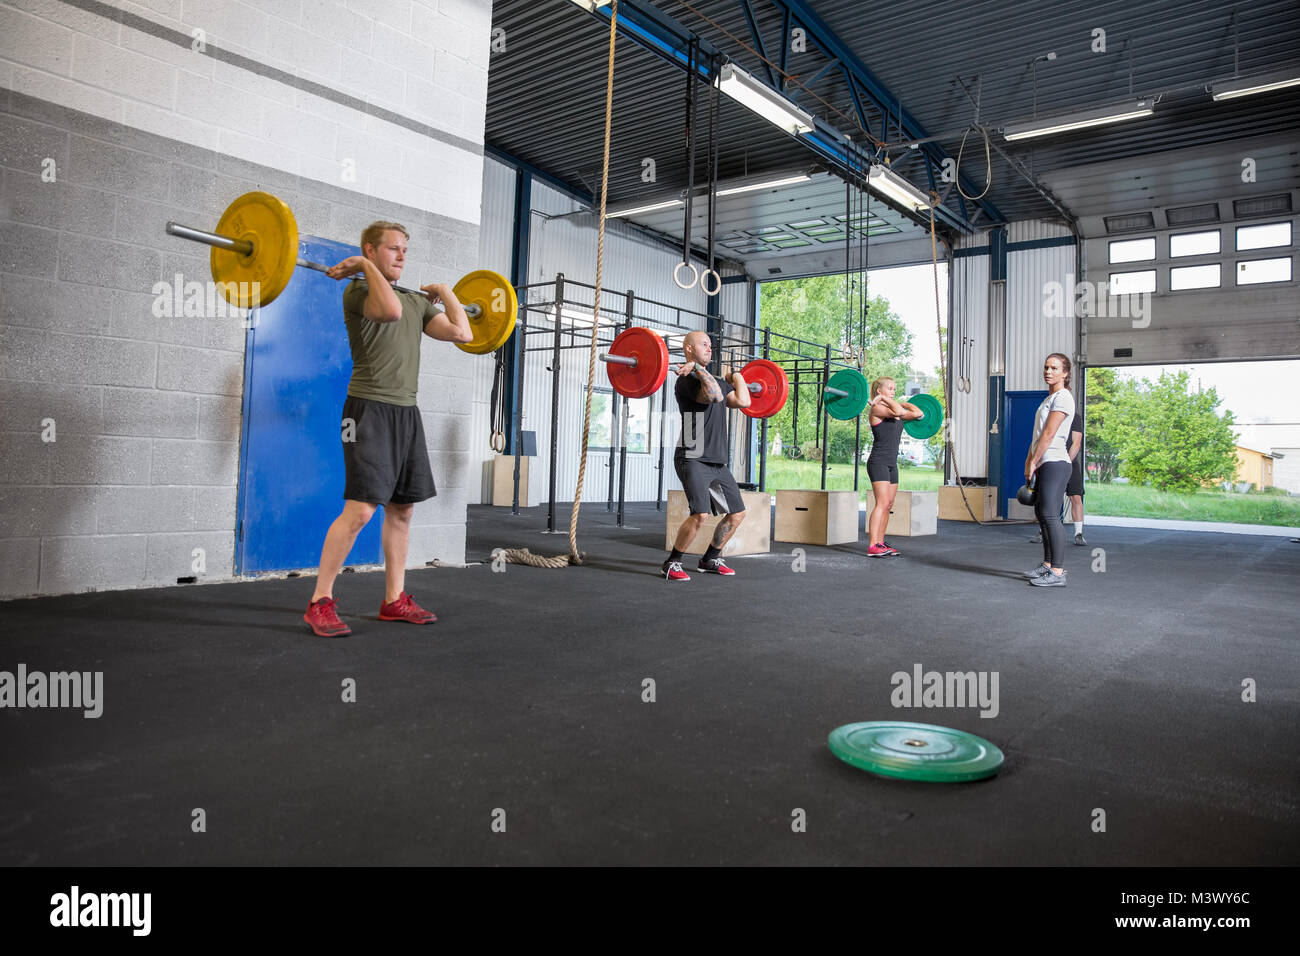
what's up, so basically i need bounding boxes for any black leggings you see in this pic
[1034,461,1072,567]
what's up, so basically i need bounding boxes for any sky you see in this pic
[868,262,947,376]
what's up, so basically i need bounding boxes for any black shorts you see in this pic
[674,458,745,516]
[1067,460,1085,497]
[341,395,437,505]
[866,455,898,484]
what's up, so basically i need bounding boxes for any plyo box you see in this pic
[773,490,859,545]
[938,485,997,522]
[481,455,530,507]
[665,489,771,555]
[863,489,937,536]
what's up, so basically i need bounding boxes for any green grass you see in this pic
[1084,482,1300,526]
[763,459,943,498]
[760,459,1300,526]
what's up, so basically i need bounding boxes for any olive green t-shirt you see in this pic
[342,280,441,406]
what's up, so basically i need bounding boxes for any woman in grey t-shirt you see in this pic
[1024,353,1075,586]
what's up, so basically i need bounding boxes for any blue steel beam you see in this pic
[736,0,777,88]
[572,1,995,233]
[767,0,1005,226]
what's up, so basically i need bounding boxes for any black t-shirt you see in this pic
[674,372,733,465]
[1070,413,1084,470]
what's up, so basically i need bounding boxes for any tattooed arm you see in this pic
[678,361,725,404]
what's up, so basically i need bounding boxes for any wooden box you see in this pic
[665,489,771,555]
[863,489,937,537]
[938,485,997,522]
[773,489,860,545]
[482,454,530,507]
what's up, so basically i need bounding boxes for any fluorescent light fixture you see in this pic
[866,164,930,212]
[1211,69,1300,100]
[567,0,601,11]
[604,198,683,219]
[716,173,812,196]
[1002,98,1154,140]
[716,63,815,135]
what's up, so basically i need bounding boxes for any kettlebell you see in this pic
[1016,474,1037,506]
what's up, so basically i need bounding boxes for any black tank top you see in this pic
[868,417,905,462]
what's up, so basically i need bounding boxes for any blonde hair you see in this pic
[360,221,409,258]
[870,376,894,399]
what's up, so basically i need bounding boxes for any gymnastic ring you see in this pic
[699,268,722,296]
[673,261,700,290]
[490,430,506,454]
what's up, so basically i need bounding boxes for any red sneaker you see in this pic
[378,591,437,624]
[881,541,901,555]
[661,559,690,581]
[304,597,352,638]
[697,557,735,576]
[866,544,892,558]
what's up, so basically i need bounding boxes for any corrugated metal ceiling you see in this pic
[486,0,1300,250]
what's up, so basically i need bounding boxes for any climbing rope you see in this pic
[501,0,619,568]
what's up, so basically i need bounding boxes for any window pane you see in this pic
[1236,257,1293,285]
[1236,222,1291,251]
[1108,270,1156,294]
[1170,230,1220,257]
[1170,264,1221,290]
[1109,237,1156,263]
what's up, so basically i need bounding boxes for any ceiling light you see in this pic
[1002,98,1154,140]
[1211,70,1300,100]
[716,173,812,196]
[716,63,815,135]
[604,198,684,219]
[866,164,930,212]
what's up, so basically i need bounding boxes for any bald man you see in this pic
[664,331,751,581]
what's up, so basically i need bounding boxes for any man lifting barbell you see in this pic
[303,221,473,637]
[664,331,750,582]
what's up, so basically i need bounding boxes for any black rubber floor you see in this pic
[1,503,1297,866]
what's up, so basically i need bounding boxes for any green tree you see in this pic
[1110,370,1238,492]
[1084,367,1123,482]
[757,275,913,464]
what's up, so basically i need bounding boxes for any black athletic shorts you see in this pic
[674,458,745,516]
[866,455,898,484]
[341,395,437,505]
[1066,458,1085,497]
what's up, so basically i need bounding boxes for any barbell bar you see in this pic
[163,190,518,355]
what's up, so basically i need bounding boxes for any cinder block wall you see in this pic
[0,0,491,598]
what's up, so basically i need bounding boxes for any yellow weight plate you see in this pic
[211,191,299,309]
[454,269,518,354]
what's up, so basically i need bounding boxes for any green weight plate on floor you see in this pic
[904,392,944,439]
[824,367,869,420]
[827,721,1004,782]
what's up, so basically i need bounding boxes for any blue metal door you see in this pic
[235,236,383,574]
[1002,390,1047,517]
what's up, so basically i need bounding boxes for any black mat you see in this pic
[1,503,1297,865]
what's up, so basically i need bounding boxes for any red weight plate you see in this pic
[739,359,789,419]
[606,327,669,398]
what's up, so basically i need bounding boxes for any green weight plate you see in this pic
[904,392,944,439]
[827,720,1004,782]
[824,367,869,420]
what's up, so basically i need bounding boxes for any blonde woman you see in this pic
[865,377,923,557]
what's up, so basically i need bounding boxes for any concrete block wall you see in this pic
[0,0,491,598]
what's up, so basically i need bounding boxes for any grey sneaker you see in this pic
[1023,563,1051,579]
[1074,532,1087,546]
[1029,570,1066,587]
[1029,533,1042,544]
